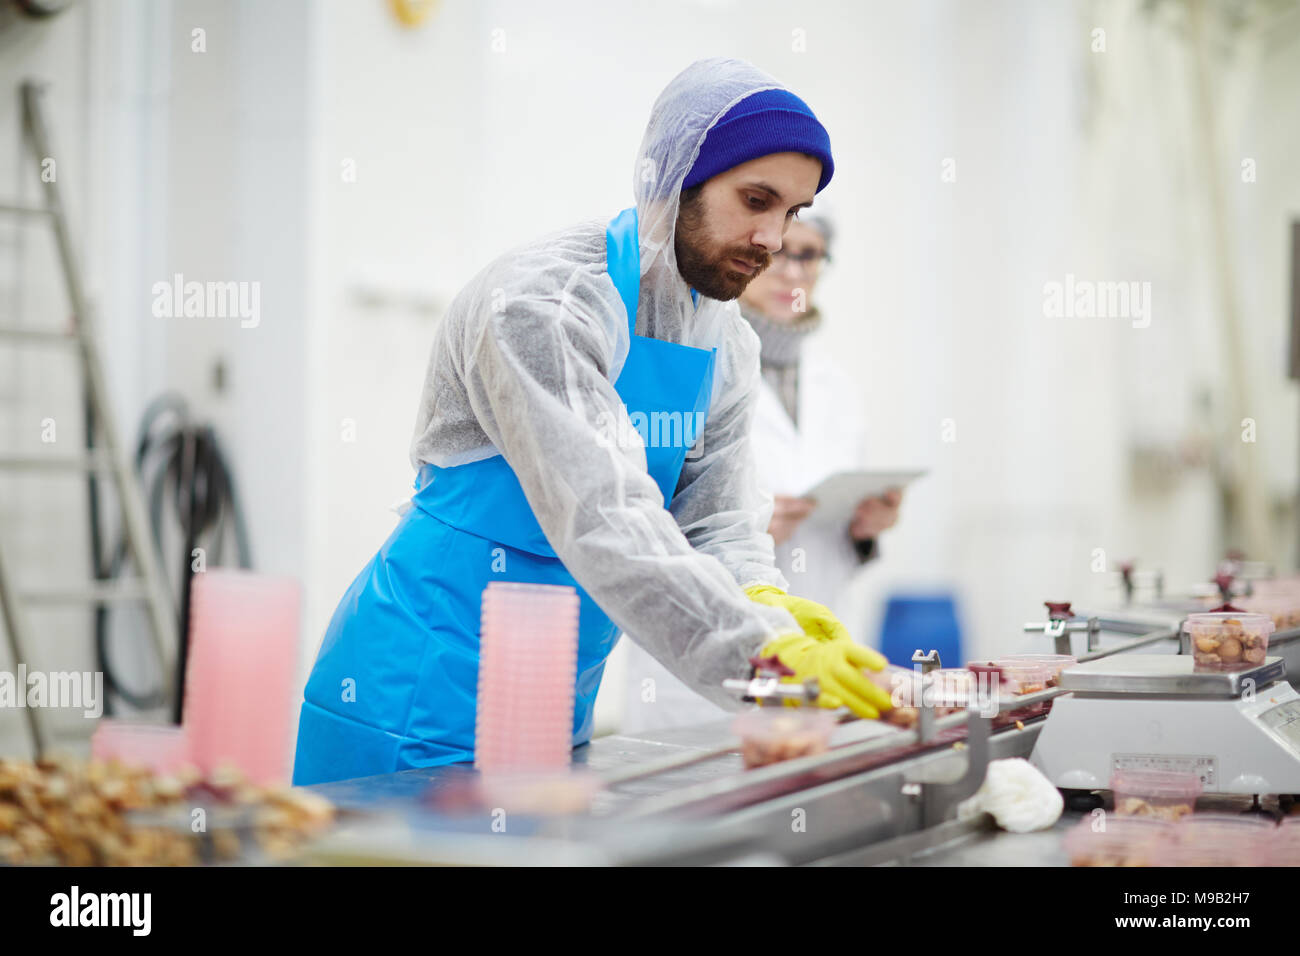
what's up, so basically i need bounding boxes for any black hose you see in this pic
[86,393,252,720]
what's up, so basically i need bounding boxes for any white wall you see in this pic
[307,0,492,668]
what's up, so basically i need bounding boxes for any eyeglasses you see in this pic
[772,248,830,274]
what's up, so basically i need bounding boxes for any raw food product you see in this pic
[1184,613,1273,671]
[0,756,334,866]
[864,666,965,728]
[993,661,1051,696]
[999,654,1076,687]
[1115,796,1195,822]
[1111,768,1201,822]
[734,710,835,768]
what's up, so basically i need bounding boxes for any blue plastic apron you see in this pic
[292,208,717,785]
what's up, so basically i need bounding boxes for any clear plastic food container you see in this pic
[866,666,971,728]
[994,661,1052,695]
[475,770,603,816]
[998,653,1076,686]
[1154,815,1275,866]
[1240,596,1300,631]
[1173,813,1276,836]
[1152,836,1251,867]
[1183,612,1274,671]
[1110,768,1202,822]
[865,664,920,703]
[1269,818,1300,866]
[1248,576,1300,605]
[1063,817,1172,867]
[928,668,977,710]
[966,661,1050,725]
[733,709,836,769]
[965,662,1004,685]
[865,665,919,727]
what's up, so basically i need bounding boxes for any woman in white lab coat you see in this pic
[620,213,902,732]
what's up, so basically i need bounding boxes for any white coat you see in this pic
[620,337,870,733]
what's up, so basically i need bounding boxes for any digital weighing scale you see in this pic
[1031,654,1300,794]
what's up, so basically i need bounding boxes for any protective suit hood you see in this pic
[631,58,789,341]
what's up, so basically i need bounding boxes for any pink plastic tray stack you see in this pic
[182,570,301,785]
[474,582,580,774]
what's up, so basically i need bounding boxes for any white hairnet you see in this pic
[410,58,804,708]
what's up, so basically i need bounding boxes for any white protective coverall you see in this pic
[407,58,810,712]
[620,334,870,733]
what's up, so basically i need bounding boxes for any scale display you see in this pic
[1259,699,1300,754]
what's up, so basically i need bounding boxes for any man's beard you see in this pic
[674,191,772,301]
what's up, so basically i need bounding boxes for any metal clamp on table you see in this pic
[1024,601,1100,654]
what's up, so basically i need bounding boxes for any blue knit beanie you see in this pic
[682,88,834,193]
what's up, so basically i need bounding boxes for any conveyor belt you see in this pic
[302,608,1213,865]
[302,711,1045,865]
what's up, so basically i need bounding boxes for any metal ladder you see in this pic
[0,80,176,757]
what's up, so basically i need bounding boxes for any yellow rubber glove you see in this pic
[745,584,852,643]
[759,631,893,720]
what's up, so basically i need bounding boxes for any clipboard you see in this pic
[798,469,927,527]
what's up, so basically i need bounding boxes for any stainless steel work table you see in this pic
[301,714,1061,866]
